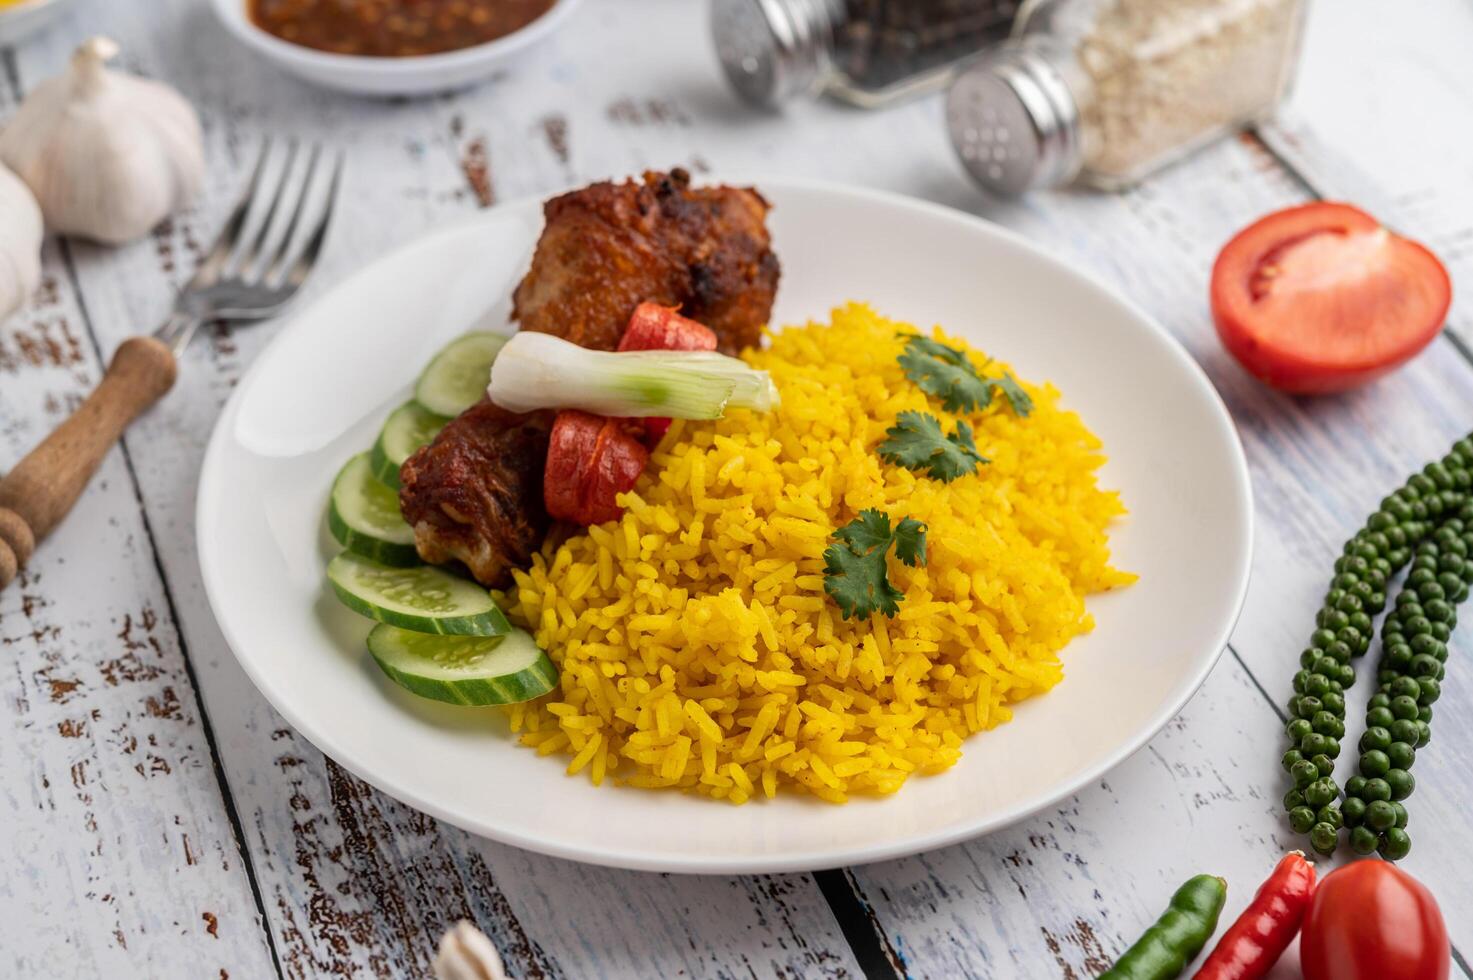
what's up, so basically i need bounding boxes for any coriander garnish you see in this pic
[823,509,927,620]
[897,333,1033,416]
[877,410,986,482]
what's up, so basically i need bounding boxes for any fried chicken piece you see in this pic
[398,399,554,587]
[511,168,780,355]
[405,172,781,587]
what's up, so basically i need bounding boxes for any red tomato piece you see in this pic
[1211,202,1451,394]
[543,409,598,525]
[618,302,719,446]
[1300,860,1449,980]
[640,417,675,445]
[544,410,648,526]
[618,302,719,353]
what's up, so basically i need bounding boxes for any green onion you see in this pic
[487,332,779,418]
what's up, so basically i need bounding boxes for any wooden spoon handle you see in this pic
[0,336,177,591]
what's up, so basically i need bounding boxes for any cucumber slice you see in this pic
[327,552,511,636]
[370,401,448,489]
[414,331,508,418]
[327,454,420,567]
[367,624,558,705]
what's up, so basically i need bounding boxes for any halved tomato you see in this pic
[1211,202,1451,394]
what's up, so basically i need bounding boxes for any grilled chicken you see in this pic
[511,169,780,355]
[403,170,780,585]
[398,399,554,587]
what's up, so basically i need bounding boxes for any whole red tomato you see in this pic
[1301,860,1449,980]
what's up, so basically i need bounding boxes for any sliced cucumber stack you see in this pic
[370,401,448,489]
[367,624,557,705]
[415,331,508,418]
[328,454,421,567]
[327,552,511,636]
[323,329,556,708]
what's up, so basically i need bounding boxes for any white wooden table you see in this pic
[3,1,1471,977]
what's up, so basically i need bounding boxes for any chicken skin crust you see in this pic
[398,399,554,588]
[404,171,780,586]
[511,168,780,355]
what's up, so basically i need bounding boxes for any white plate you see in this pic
[198,177,1252,874]
[209,0,582,96]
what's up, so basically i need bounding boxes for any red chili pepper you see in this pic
[544,409,648,526]
[617,302,719,444]
[1191,852,1316,980]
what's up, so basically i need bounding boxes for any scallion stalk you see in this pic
[487,332,779,418]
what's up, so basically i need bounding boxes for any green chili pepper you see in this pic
[1099,874,1227,980]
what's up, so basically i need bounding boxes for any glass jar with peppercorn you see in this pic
[945,0,1309,195]
[711,0,1020,108]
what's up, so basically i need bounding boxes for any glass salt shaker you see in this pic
[711,0,1021,109]
[945,0,1309,195]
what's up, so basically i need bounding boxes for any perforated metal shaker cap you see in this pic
[710,0,836,108]
[945,41,1083,196]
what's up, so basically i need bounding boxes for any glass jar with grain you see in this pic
[711,0,1020,109]
[945,0,1308,195]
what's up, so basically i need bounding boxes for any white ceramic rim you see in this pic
[210,0,582,78]
[197,175,1253,873]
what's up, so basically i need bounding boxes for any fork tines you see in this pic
[191,139,344,293]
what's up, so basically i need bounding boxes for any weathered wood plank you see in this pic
[1258,0,1473,347]
[13,0,1473,975]
[848,659,1309,980]
[10,3,863,976]
[0,253,277,976]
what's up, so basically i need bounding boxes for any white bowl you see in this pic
[197,177,1253,874]
[209,0,582,97]
[0,0,76,46]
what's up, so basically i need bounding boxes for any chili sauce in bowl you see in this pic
[213,0,581,95]
[247,0,556,58]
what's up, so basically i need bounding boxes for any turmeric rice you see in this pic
[503,303,1135,803]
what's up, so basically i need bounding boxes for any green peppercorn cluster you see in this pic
[1340,497,1473,858]
[1282,438,1473,859]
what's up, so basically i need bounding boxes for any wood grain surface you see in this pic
[2,1,1471,977]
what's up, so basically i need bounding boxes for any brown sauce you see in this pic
[248,0,556,58]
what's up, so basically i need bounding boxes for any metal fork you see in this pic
[0,141,343,591]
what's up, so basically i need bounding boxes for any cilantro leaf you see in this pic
[833,508,895,555]
[897,343,993,415]
[876,411,987,482]
[823,535,905,620]
[900,333,971,366]
[893,517,927,568]
[823,509,929,620]
[897,334,1033,417]
[990,373,1033,416]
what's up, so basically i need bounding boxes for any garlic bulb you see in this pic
[432,921,508,980]
[0,37,204,245]
[0,161,42,321]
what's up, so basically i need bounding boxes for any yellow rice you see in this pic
[502,303,1135,804]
